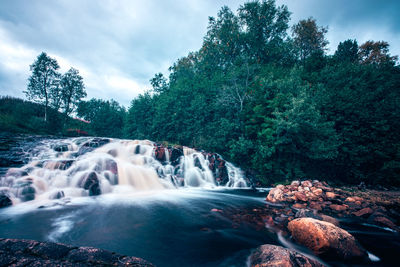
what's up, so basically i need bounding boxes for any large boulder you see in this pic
[169,146,183,166]
[0,238,154,266]
[0,193,12,208]
[78,172,101,196]
[249,244,324,267]
[288,218,366,260]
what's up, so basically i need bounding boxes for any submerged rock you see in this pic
[249,244,324,267]
[288,218,366,260]
[0,238,154,266]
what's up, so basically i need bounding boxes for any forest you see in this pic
[1,0,399,186]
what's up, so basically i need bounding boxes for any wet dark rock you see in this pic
[0,238,154,266]
[19,185,36,202]
[154,145,166,162]
[52,144,69,152]
[134,144,141,154]
[170,146,183,166]
[194,155,203,170]
[50,190,65,200]
[0,193,12,208]
[249,244,324,267]
[77,138,110,156]
[79,172,101,196]
[216,159,229,185]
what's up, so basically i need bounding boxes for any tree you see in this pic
[292,17,328,62]
[334,39,359,63]
[150,73,168,94]
[77,98,125,138]
[25,52,60,121]
[60,67,86,119]
[238,0,291,64]
[359,40,398,65]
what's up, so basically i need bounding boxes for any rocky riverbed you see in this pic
[248,180,400,266]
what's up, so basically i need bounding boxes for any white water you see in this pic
[0,137,248,207]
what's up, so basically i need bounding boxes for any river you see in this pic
[0,136,399,266]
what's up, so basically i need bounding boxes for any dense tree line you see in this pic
[124,0,400,186]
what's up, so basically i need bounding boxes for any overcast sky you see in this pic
[0,0,399,107]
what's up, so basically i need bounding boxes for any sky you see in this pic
[0,0,399,107]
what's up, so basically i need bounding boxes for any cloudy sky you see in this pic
[0,0,399,107]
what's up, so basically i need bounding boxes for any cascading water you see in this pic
[0,137,249,207]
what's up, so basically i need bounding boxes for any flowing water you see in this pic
[0,136,399,266]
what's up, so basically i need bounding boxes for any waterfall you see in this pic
[0,137,249,207]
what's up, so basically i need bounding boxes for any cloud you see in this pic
[0,0,399,107]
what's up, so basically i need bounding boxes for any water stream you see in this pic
[0,137,399,266]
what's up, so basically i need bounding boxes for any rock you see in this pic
[77,138,110,156]
[78,172,101,196]
[329,204,348,212]
[292,203,307,209]
[295,192,307,202]
[320,215,340,226]
[325,192,336,199]
[216,159,229,185]
[312,188,323,196]
[0,193,12,208]
[309,202,323,211]
[301,180,313,188]
[249,244,324,267]
[288,218,366,260]
[0,238,154,266]
[49,190,65,200]
[170,146,183,166]
[154,145,166,162]
[353,207,373,217]
[291,180,300,186]
[345,196,363,203]
[266,188,284,203]
[52,144,69,152]
[295,209,322,220]
[371,216,398,231]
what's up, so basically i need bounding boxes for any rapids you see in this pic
[1,136,399,266]
[0,137,248,208]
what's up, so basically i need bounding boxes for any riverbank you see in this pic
[247,180,400,266]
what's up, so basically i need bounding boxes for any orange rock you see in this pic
[288,218,366,260]
[309,202,322,211]
[373,216,398,231]
[326,192,336,199]
[292,203,307,209]
[294,192,307,202]
[353,207,373,217]
[330,204,348,211]
[320,215,340,226]
[266,188,284,202]
[301,180,313,188]
[312,188,323,196]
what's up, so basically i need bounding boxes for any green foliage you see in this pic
[124,0,400,187]
[25,52,60,121]
[77,98,125,138]
[0,96,63,134]
[59,67,86,117]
